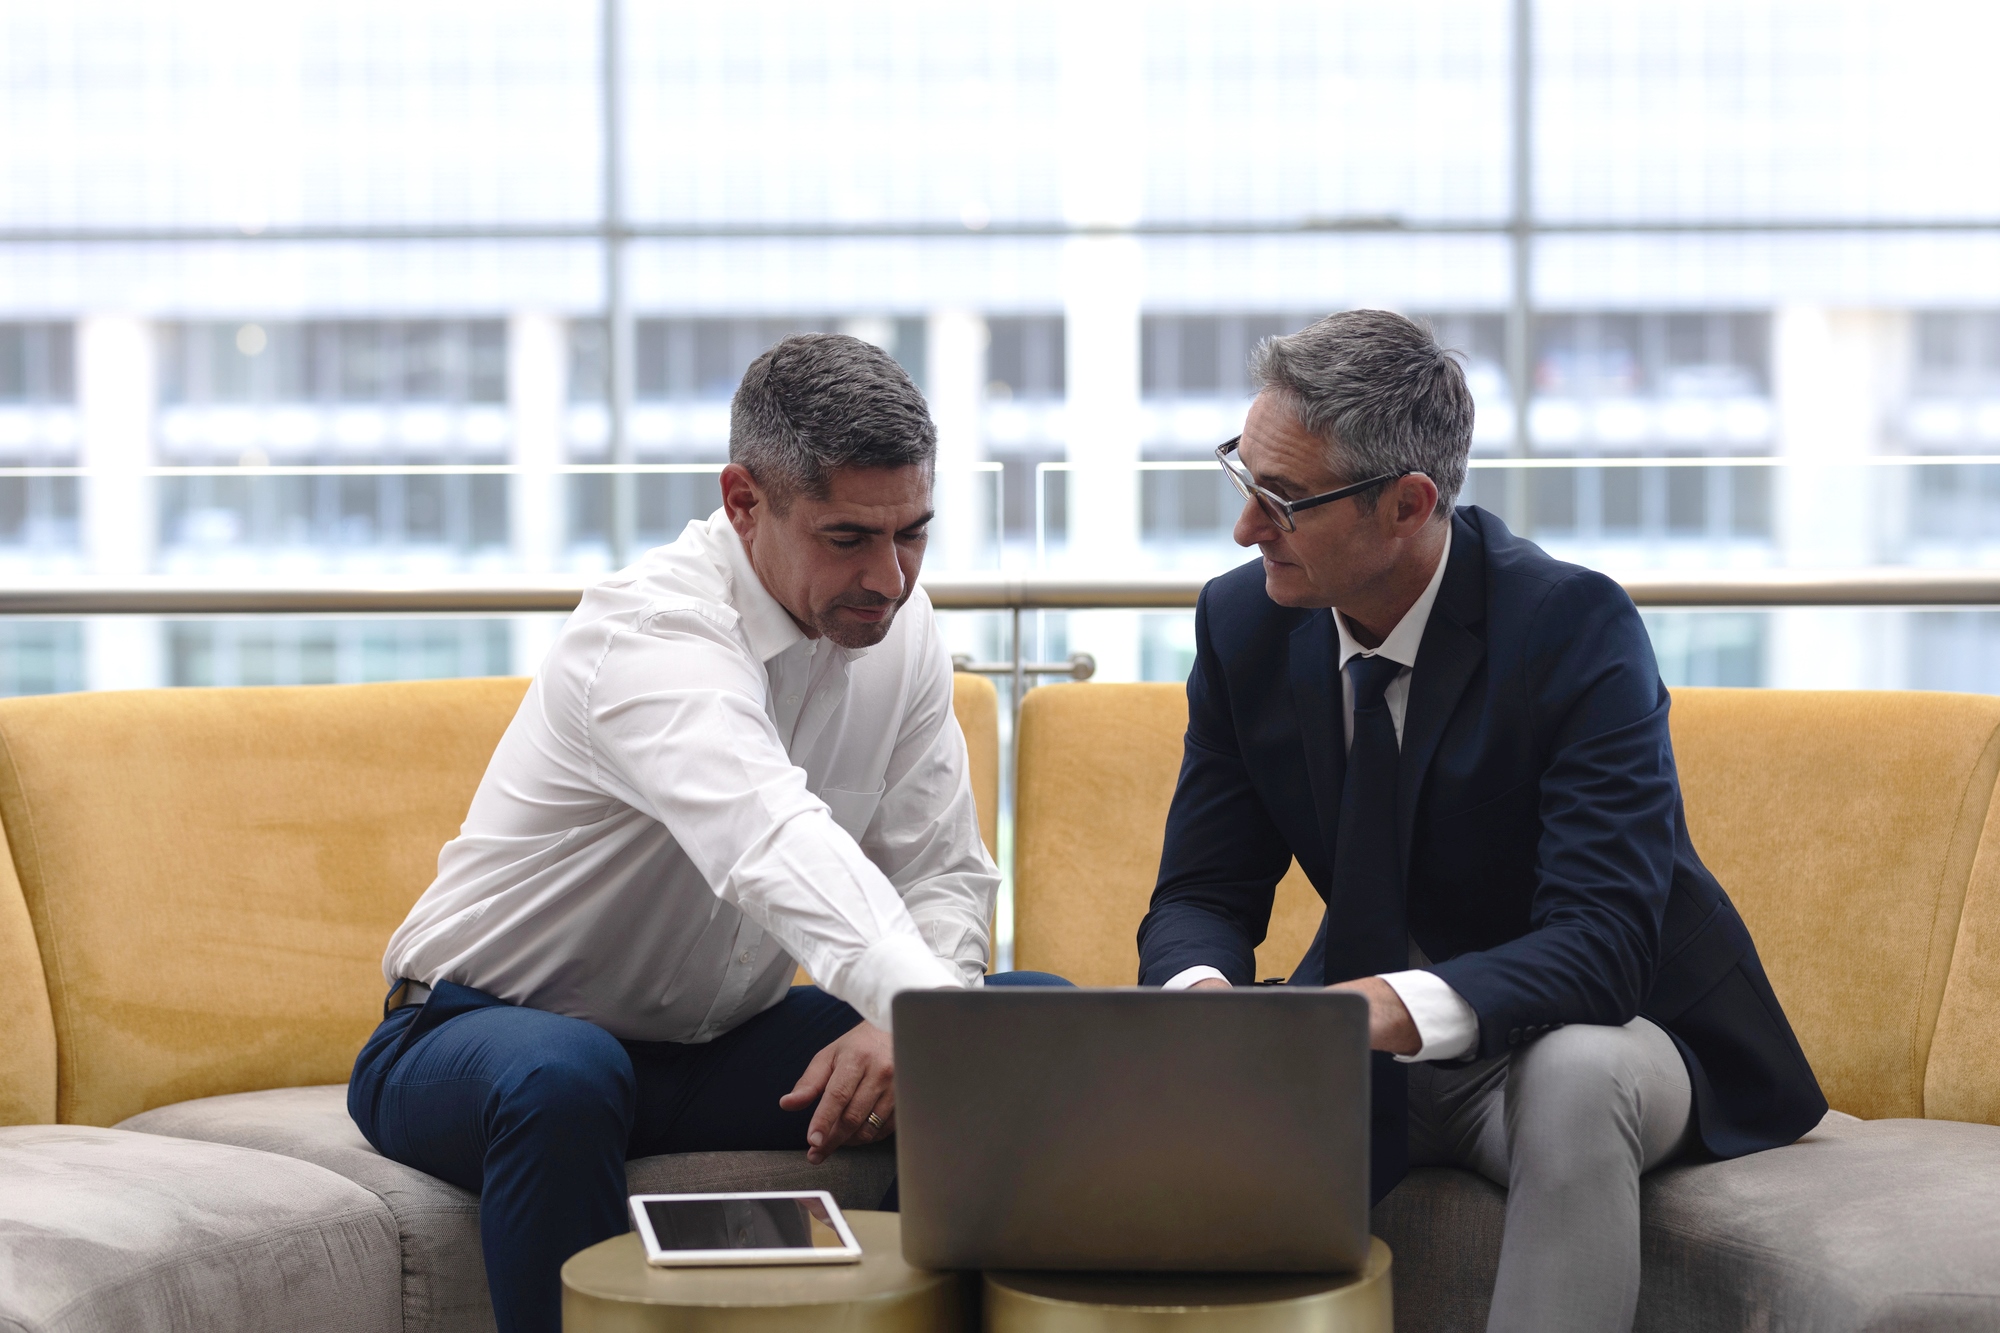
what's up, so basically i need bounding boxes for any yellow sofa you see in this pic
[0,674,998,1333]
[1014,682,2000,1332]
[7,671,1999,1332]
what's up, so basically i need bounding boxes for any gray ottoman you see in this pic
[0,1124,400,1333]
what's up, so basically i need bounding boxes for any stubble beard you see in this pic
[813,594,906,650]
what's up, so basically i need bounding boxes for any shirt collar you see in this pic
[713,515,810,664]
[1333,524,1453,673]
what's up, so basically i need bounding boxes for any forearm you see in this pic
[897,867,997,984]
[723,806,965,1027]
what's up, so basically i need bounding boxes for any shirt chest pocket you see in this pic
[818,784,886,840]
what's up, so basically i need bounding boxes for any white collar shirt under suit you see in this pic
[382,510,990,1040]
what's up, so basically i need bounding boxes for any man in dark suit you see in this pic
[1138,310,1826,1333]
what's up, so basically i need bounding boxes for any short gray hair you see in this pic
[730,333,936,503]
[1249,309,1474,519]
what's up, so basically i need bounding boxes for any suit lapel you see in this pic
[1396,511,1487,872]
[1289,609,1343,872]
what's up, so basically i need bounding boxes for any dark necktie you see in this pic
[1325,651,1410,1204]
[1323,653,1407,986]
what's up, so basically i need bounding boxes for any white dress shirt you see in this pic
[1164,528,1482,1063]
[383,510,994,1039]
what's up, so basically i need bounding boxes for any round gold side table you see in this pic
[983,1239,1392,1333]
[561,1210,968,1333]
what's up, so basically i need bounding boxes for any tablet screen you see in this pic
[640,1196,847,1252]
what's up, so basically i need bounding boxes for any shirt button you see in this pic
[739,951,752,964]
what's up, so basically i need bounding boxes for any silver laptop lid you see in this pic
[893,988,1371,1272]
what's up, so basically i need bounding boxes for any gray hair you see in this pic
[1249,309,1474,519]
[730,333,936,503]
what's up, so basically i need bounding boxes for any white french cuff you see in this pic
[1379,968,1481,1063]
[1162,964,1231,990]
[838,933,968,1031]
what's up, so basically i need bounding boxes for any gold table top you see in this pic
[984,1239,1394,1333]
[561,1210,967,1332]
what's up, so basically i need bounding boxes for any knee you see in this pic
[493,1023,635,1134]
[1507,1024,1649,1140]
[986,971,1074,987]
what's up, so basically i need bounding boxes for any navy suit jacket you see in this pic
[1138,506,1826,1199]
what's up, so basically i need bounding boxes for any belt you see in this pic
[385,979,432,1018]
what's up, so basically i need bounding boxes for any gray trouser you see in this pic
[1406,1016,1693,1333]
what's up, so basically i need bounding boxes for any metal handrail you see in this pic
[0,569,1995,617]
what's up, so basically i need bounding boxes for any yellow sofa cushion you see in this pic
[0,678,527,1126]
[1013,683,1321,987]
[1925,771,2000,1127]
[0,814,56,1125]
[1668,689,2000,1121]
[953,672,999,857]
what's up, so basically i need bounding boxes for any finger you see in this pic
[808,1055,868,1155]
[856,1088,896,1128]
[778,1043,837,1111]
[870,1083,895,1127]
[844,1069,894,1142]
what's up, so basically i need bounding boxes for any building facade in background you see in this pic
[3,0,1999,695]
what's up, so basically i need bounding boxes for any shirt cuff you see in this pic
[839,934,966,1031]
[1379,969,1480,1063]
[1163,965,1229,990]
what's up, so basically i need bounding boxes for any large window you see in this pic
[2,2,1999,694]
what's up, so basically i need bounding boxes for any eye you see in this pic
[829,536,864,550]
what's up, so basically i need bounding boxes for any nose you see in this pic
[1233,493,1279,548]
[859,539,907,601]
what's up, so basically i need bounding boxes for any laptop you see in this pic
[892,987,1371,1272]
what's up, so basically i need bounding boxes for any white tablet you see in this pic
[628,1191,864,1266]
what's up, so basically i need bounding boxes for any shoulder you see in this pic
[1462,506,1636,632]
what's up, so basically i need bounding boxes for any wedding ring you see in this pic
[865,1112,886,1132]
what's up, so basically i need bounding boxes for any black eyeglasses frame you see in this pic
[1214,436,1414,533]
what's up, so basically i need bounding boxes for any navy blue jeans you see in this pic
[349,972,1069,1333]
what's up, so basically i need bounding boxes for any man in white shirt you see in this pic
[1138,311,1823,1333]
[350,333,1065,1333]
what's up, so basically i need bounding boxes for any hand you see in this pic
[1189,977,1232,991]
[777,1020,896,1164]
[1329,976,1421,1056]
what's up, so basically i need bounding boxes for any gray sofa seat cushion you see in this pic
[0,1124,400,1333]
[1637,1113,2000,1333]
[1372,1111,2000,1333]
[118,1084,898,1333]
[1371,1166,1506,1333]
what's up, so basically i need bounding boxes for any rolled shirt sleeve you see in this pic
[857,632,999,986]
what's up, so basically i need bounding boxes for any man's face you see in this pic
[723,462,933,649]
[1231,392,1399,610]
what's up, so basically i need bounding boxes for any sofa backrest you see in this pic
[1013,682,1322,986]
[1920,773,2000,1126]
[1010,681,2000,1127]
[0,672,1002,1126]
[0,679,529,1126]
[1668,688,2000,1121]
[953,672,1000,856]
[0,817,56,1125]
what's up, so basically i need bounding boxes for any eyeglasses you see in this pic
[1214,436,1413,534]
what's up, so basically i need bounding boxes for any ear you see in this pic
[1389,473,1442,536]
[720,463,762,545]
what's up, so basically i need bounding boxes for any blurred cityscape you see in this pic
[3,1,1999,695]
